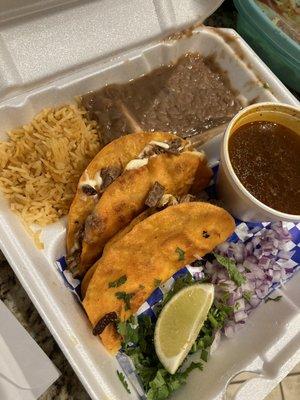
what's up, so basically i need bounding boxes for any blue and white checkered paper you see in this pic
[56,218,300,398]
[56,165,300,300]
[56,220,300,299]
[55,165,300,398]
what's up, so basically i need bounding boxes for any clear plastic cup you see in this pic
[217,102,300,222]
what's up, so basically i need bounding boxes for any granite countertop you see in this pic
[0,252,90,399]
[0,2,239,400]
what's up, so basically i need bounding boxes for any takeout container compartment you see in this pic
[0,2,299,400]
[217,102,300,223]
[234,0,300,92]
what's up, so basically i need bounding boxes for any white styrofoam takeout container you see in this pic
[0,1,299,399]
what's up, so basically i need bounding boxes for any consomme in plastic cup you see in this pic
[217,102,300,222]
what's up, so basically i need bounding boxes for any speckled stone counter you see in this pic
[0,2,237,399]
[0,251,89,400]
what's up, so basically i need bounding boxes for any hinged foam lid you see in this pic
[0,0,224,100]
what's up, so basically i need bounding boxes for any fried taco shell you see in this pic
[81,195,198,298]
[81,209,155,298]
[83,202,235,353]
[80,151,212,273]
[81,263,97,299]
[67,132,187,273]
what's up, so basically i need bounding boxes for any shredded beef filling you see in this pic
[66,250,81,276]
[92,312,118,335]
[139,138,184,159]
[157,193,197,208]
[81,165,122,196]
[139,144,166,158]
[67,225,85,274]
[145,182,165,207]
[100,165,122,192]
[164,138,183,154]
[81,184,98,196]
[179,194,197,203]
[84,213,105,243]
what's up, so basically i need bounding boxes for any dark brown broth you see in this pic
[229,121,300,215]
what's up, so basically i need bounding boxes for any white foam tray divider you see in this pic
[0,15,299,400]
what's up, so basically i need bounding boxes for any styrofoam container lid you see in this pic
[0,0,224,100]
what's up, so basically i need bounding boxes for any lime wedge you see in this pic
[154,283,214,374]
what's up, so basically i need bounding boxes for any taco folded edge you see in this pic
[67,132,190,275]
[79,150,212,273]
[83,202,235,353]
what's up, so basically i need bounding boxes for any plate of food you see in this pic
[0,3,299,399]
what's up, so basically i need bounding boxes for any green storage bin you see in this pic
[234,0,300,92]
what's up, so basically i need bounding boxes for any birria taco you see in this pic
[83,202,235,353]
[67,132,185,274]
[80,150,212,272]
[68,132,212,277]
[80,194,196,298]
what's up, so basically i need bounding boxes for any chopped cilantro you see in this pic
[195,333,213,350]
[243,291,252,303]
[208,312,219,329]
[117,317,139,348]
[183,362,203,375]
[213,253,246,287]
[200,349,209,362]
[222,291,230,302]
[154,279,162,288]
[175,247,185,261]
[265,295,282,303]
[108,274,127,288]
[172,274,194,292]
[115,291,134,310]
[190,342,197,354]
[207,303,233,331]
[146,362,203,400]
[118,275,230,400]
[192,259,204,268]
[117,370,131,393]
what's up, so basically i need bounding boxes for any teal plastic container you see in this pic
[234,0,300,92]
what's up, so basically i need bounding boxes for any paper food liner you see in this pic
[56,165,300,397]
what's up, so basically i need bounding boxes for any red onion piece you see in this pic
[205,222,295,339]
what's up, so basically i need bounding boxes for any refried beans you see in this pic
[82,53,242,145]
